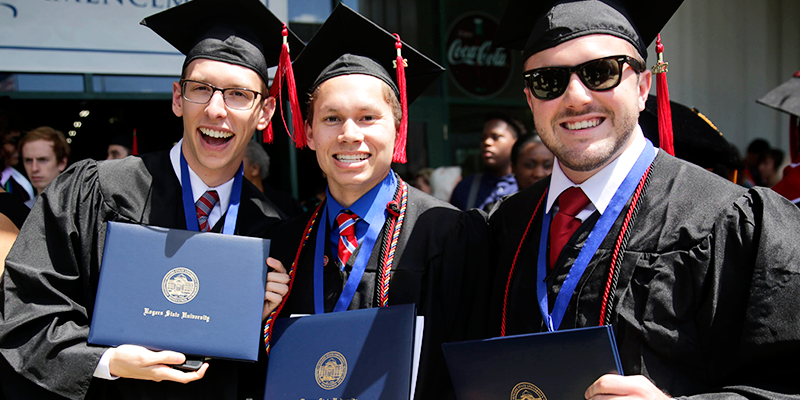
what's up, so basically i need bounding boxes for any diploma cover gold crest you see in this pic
[511,382,547,400]
[162,267,199,304]
[315,351,348,390]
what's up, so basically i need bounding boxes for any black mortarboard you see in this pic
[493,0,684,60]
[109,134,132,151]
[292,4,445,163]
[757,71,800,118]
[639,95,744,171]
[140,0,303,86]
[757,71,800,164]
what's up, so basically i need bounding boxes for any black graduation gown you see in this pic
[271,186,489,400]
[488,151,800,399]
[0,150,283,400]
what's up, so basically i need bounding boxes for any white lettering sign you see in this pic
[0,0,270,75]
[447,39,508,68]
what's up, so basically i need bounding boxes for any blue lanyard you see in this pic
[180,150,242,235]
[537,140,655,331]
[313,203,384,314]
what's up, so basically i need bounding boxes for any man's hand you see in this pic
[263,257,290,321]
[585,374,670,400]
[108,344,208,383]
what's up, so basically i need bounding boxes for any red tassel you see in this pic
[392,33,408,164]
[132,129,139,155]
[654,34,674,156]
[263,116,274,144]
[283,43,306,148]
[265,24,306,147]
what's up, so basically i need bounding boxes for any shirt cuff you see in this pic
[93,348,120,380]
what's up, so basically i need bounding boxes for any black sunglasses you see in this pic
[523,55,646,100]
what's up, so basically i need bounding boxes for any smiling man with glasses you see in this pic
[484,0,800,399]
[0,0,302,399]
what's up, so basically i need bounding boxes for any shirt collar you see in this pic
[169,139,234,212]
[547,125,653,215]
[326,171,397,229]
[498,172,517,183]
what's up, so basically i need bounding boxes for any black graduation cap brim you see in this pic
[756,74,800,117]
[493,0,684,60]
[140,0,304,85]
[292,3,444,118]
[639,95,744,170]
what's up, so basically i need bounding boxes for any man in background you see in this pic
[106,135,132,160]
[243,140,303,217]
[450,112,521,210]
[19,126,69,198]
[739,138,770,187]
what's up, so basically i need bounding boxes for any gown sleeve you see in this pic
[678,188,800,400]
[0,160,117,400]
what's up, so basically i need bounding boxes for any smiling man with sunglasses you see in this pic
[485,0,800,399]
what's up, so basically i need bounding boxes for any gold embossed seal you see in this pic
[315,351,347,390]
[511,382,547,400]
[162,267,199,304]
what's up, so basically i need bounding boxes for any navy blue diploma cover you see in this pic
[443,325,622,400]
[265,304,417,400]
[88,221,270,362]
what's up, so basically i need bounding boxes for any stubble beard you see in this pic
[538,105,638,172]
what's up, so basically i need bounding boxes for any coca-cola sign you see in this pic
[446,13,512,98]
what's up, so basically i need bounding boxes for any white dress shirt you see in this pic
[546,125,655,222]
[169,139,235,230]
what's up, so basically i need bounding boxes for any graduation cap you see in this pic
[494,0,684,156]
[492,0,684,61]
[291,4,445,163]
[140,0,305,143]
[757,72,800,164]
[639,95,744,172]
[757,71,800,118]
[108,133,132,152]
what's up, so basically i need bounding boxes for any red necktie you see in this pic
[549,187,590,269]
[335,210,359,268]
[196,190,219,232]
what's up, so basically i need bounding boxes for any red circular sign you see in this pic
[446,13,512,98]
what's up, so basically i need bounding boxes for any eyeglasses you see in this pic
[180,80,263,110]
[523,55,645,100]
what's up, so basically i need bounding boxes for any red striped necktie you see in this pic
[196,190,220,232]
[335,210,360,268]
[549,187,590,269]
